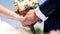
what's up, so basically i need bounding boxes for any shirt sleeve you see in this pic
[35,7,48,22]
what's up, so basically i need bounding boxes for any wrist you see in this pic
[13,14,20,20]
[15,16,24,21]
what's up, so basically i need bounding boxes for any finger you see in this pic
[22,22,30,27]
[22,25,30,27]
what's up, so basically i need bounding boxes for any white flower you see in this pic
[13,0,39,12]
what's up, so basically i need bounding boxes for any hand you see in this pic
[15,10,28,16]
[21,10,39,27]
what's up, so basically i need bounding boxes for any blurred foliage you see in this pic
[19,0,24,2]
[35,28,42,34]
[23,27,42,34]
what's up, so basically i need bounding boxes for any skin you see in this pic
[19,10,39,27]
[0,5,39,27]
[0,5,24,21]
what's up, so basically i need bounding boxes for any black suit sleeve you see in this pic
[39,0,57,17]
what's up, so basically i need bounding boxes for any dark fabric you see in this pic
[39,0,60,33]
[40,0,60,17]
[44,9,60,33]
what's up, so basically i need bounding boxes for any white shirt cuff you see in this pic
[35,7,48,21]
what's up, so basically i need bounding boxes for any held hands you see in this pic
[21,10,39,27]
[17,10,39,27]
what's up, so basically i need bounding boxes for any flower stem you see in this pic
[30,24,36,34]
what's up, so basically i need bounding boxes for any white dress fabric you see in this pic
[0,18,22,34]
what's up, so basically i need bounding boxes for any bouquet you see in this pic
[13,0,42,34]
[13,0,39,16]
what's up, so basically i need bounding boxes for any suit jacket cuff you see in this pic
[35,7,48,21]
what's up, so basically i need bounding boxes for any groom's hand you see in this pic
[21,10,39,27]
[14,9,40,27]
